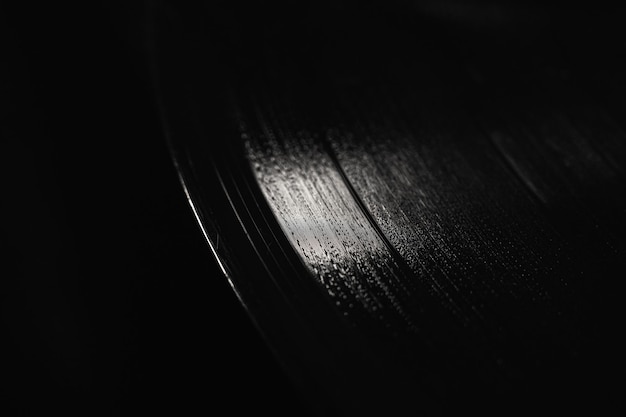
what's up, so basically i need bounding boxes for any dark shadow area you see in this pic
[3,1,625,416]
[1,2,305,415]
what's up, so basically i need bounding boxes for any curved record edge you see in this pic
[144,4,469,414]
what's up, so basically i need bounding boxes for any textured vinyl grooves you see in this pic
[153,3,626,415]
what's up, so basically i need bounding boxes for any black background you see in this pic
[3,1,626,416]
[1,3,302,415]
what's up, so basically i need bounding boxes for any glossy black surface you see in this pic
[152,2,626,415]
[3,2,626,416]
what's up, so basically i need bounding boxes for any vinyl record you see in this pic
[149,2,626,415]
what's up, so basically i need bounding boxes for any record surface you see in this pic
[150,2,626,415]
